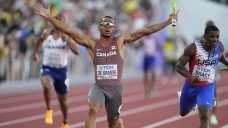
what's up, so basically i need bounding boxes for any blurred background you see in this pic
[0,0,228,94]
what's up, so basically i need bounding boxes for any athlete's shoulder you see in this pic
[183,42,196,57]
[185,42,196,51]
[43,28,51,35]
[40,28,51,38]
[218,41,224,52]
[218,41,223,47]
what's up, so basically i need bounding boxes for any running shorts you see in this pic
[88,84,123,120]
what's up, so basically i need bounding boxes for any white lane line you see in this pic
[69,85,228,128]
[70,98,179,128]
[0,95,87,114]
[1,85,228,127]
[2,84,227,114]
[0,86,176,114]
[0,94,42,105]
[221,124,228,128]
[0,88,177,127]
[0,105,88,127]
[0,87,86,105]
[142,98,228,128]
[0,80,173,105]
[142,113,197,128]
[1,83,226,105]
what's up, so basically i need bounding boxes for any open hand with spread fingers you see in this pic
[34,1,52,18]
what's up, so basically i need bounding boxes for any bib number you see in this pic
[44,53,62,65]
[192,65,215,82]
[96,64,118,80]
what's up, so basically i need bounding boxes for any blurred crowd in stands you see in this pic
[0,0,196,83]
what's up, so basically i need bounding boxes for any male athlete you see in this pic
[176,25,228,128]
[33,13,78,128]
[34,1,179,128]
[141,35,158,97]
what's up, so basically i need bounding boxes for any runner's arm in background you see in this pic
[64,35,79,55]
[33,28,50,63]
[34,2,95,49]
[219,42,228,67]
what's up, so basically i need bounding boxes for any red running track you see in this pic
[0,72,228,128]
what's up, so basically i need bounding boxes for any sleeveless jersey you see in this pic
[188,40,220,86]
[42,34,69,68]
[93,37,124,86]
[142,35,157,56]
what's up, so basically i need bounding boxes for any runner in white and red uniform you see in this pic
[176,25,228,128]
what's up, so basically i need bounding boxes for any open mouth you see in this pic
[105,30,110,34]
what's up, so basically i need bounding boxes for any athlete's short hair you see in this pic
[204,25,219,35]
[206,20,214,27]
[99,16,115,24]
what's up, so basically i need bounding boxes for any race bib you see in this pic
[96,64,118,80]
[192,65,215,82]
[43,53,62,65]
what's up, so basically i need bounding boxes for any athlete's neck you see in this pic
[201,40,215,53]
[100,36,112,47]
[55,30,61,35]
[52,30,62,40]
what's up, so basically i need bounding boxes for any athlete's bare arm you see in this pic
[176,43,195,78]
[219,42,228,67]
[64,35,79,55]
[33,28,50,63]
[115,11,179,59]
[34,2,95,51]
[176,43,200,83]
[118,11,179,45]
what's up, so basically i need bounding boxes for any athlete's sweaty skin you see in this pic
[176,25,228,128]
[34,1,179,128]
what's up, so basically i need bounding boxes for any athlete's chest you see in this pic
[195,49,219,67]
[95,44,118,58]
[43,36,67,51]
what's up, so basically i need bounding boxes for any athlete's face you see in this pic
[55,15,65,23]
[98,18,115,38]
[54,15,65,31]
[204,31,220,48]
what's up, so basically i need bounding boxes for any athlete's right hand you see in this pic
[34,53,39,64]
[189,75,200,84]
[168,10,180,25]
[34,1,51,19]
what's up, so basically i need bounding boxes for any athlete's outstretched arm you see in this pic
[34,1,94,49]
[219,42,228,67]
[120,11,180,44]
[33,28,50,63]
[176,43,200,83]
